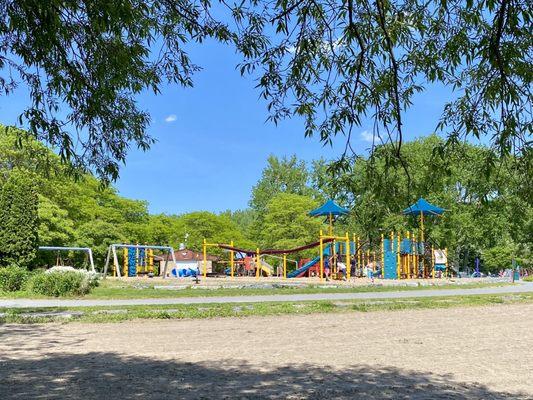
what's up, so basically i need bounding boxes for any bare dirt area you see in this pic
[112,275,511,288]
[1,304,532,399]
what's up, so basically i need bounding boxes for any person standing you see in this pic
[337,261,347,281]
[366,258,375,283]
[324,256,331,281]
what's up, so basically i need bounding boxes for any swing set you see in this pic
[103,244,177,278]
[38,246,96,272]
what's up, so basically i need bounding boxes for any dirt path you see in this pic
[1,304,532,399]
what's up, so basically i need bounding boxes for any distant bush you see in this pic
[30,269,99,297]
[523,275,533,282]
[0,266,29,292]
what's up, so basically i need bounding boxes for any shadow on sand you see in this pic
[0,350,528,399]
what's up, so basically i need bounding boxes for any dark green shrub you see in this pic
[0,266,29,292]
[30,270,99,297]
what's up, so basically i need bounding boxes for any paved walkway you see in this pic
[1,282,531,309]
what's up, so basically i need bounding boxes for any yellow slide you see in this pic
[258,259,273,276]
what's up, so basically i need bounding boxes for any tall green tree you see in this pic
[0,169,39,267]
[182,212,250,250]
[261,193,322,251]
[249,155,318,239]
[221,208,258,244]
[250,155,315,213]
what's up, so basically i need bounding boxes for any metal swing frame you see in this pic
[38,246,96,272]
[103,244,177,279]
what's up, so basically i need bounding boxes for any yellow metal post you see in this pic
[444,247,449,277]
[352,233,356,277]
[431,245,435,279]
[319,231,324,281]
[414,233,419,278]
[420,211,425,242]
[352,233,355,277]
[412,232,416,278]
[203,239,207,278]
[397,232,401,279]
[357,236,361,276]
[412,232,417,278]
[148,249,154,273]
[230,240,234,279]
[420,211,425,275]
[406,232,411,278]
[332,237,337,276]
[255,248,261,279]
[121,247,126,277]
[135,244,139,276]
[283,253,287,279]
[345,232,350,280]
[381,234,384,278]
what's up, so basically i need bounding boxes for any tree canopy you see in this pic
[1,0,530,182]
[0,126,248,266]
[234,0,531,159]
[261,193,322,251]
[0,0,232,183]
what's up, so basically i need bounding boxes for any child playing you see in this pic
[324,257,331,281]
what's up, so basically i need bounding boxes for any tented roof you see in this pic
[309,199,350,217]
[402,198,445,216]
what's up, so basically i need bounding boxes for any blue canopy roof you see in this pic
[309,199,350,217]
[402,198,445,216]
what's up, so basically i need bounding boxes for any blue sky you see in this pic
[0,39,452,215]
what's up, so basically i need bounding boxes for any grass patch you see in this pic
[0,279,513,300]
[82,280,517,299]
[2,292,531,324]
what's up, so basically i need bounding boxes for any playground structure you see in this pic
[382,231,449,279]
[200,198,451,281]
[205,239,295,279]
[262,254,298,277]
[217,253,292,277]
[203,231,450,281]
[38,246,96,272]
[103,244,177,278]
[96,199,450,281]
[37,201,520,281]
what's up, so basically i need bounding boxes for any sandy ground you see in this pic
[1,304,532,399]
[113,275,512,288]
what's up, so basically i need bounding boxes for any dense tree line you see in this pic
[0,125,530,273]
[0,126,248,267]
